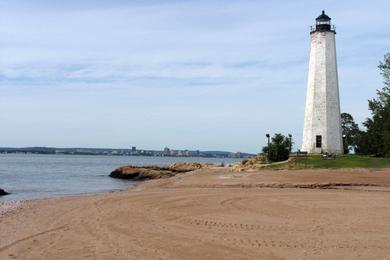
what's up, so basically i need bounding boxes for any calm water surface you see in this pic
[0,154,240,201]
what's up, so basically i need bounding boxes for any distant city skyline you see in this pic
[1,0,389,153]
[0,146,252,158]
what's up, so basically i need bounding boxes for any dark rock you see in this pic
[0,188,10,196]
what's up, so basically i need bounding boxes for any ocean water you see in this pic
[0,154,240,201]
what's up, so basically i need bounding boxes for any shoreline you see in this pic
[0,184,140,215]
[1,165,389,214]
[1,167,390,259]
[1,166,389,215]
[0,162,214,209]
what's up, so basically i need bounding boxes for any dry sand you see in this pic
[1,167,390,259]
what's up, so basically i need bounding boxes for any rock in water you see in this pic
[109,166,175,180]
[109,162,213,180]
[0,188,10,196]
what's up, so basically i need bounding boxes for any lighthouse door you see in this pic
[316,135,322,148]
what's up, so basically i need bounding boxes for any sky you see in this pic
[0,0,389,153]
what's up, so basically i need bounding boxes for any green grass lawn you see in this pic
[263,155,390,170]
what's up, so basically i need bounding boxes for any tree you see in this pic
[357,53,390,156]
[262,133,292,162]
[341,113,360,154]
[379,53,390,88]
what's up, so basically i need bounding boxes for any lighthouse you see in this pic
[301,11,343,154]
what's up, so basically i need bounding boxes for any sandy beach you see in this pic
[1,167,390,259]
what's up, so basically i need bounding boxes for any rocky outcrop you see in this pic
[110,162,213,180]
[167,162,210,172]
[0,188,10,196]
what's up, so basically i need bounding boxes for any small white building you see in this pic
[301,11,343,154]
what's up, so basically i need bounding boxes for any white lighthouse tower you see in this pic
[301,11,343,154]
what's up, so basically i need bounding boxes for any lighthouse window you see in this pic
[316,135,322,148]
[317,21,330,25]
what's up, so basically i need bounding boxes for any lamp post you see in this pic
[288,134,292,153]
[266,134,270,159]
[342,134,347,154]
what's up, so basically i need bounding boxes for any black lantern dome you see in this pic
[311,10,335,34]
[316,10,331,22]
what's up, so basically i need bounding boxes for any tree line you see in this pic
[342,53,390,156]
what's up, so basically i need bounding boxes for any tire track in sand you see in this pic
[0,225,68,252]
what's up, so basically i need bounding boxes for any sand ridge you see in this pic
[1,167,390,259]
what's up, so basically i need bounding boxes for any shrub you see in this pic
[262,133,292,162]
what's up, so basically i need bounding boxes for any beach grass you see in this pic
[261,155,390,170]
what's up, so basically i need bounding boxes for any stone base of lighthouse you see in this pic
[301,29,343,154]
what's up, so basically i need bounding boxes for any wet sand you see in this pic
[1,167,390,259]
